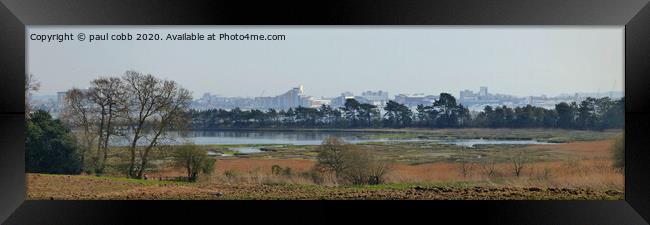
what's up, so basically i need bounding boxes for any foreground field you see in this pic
[28,140,623,200]
[27,129,624,200]
[27,173,622,200]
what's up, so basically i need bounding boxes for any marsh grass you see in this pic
[29,129,624,199]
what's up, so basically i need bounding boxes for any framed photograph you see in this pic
[1,0,649,224]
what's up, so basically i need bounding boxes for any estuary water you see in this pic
[112,130,553,153]
[183,130,553,147]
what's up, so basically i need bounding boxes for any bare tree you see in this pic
[119,71,192,179]
[510,151,528,178]
[88,77,123,173]
[61,88,96,172]
[363,156,390,185]
[25,74,41,118]
[480,158,497,177]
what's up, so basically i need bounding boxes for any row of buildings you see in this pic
[193,86,317,111]
[459,87,624,111]
[192,85,624,112]
[191,86,441,111]
[36,86,624,115]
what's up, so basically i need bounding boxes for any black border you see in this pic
[1,0,650,224]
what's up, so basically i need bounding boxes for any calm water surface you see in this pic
[184,130,553,149]
[113,130,553,154]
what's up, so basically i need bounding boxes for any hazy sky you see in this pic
[27,26,623,99]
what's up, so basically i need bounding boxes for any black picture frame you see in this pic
[1,0,649,224]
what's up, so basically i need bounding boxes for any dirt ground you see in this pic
[26,173,623,200]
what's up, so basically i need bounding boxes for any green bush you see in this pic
[315,137,390,185]
[271,165,293,177]
[172,143,215,182]
[26,110,81,174]
[271,165,282,175]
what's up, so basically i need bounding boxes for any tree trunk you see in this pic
[95,105,106,173]
[136,122,165,179]
[79,149,85,173]
[186,161,192,180]
[128,127,141,178]
[100,105,113,173]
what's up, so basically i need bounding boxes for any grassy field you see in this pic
[27,128,624,200]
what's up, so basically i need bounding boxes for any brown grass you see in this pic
[525,139,615,159]
[28,139,622,200]
[387,139,622,189]
[147,139,622,189]
[214,158,315,174]
[142,139,623,190]
[384,160,622,189]
[384,159,621,188]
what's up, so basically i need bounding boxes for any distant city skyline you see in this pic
[185,85,623,112]
[31,85,624,100]
[29,82,624,117]
[28,26,623,98]
[188,86,622,99]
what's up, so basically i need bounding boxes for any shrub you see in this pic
[271,165,293,178]
[510,150,528,178]
[315,137,348,176]
[172,143,215,182]
[26,110,82,174]
[612,134,624,170]
[338,148,390,185]
[302,169,325,185]
[271,165,283,175]
[315,137,390,185]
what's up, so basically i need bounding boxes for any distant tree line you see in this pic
[189,93,624,130]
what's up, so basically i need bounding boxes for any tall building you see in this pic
[56,89,91,109]
[53,89,91,118]
[394,94,437,107]
[361,90,389,106]
[330,92,355,108]
[310,98,332,108]
[278,85,305,109]
[459,89,478,102]
[253,85,313,110]
[479,86,488,97]
[56,91,68,109]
